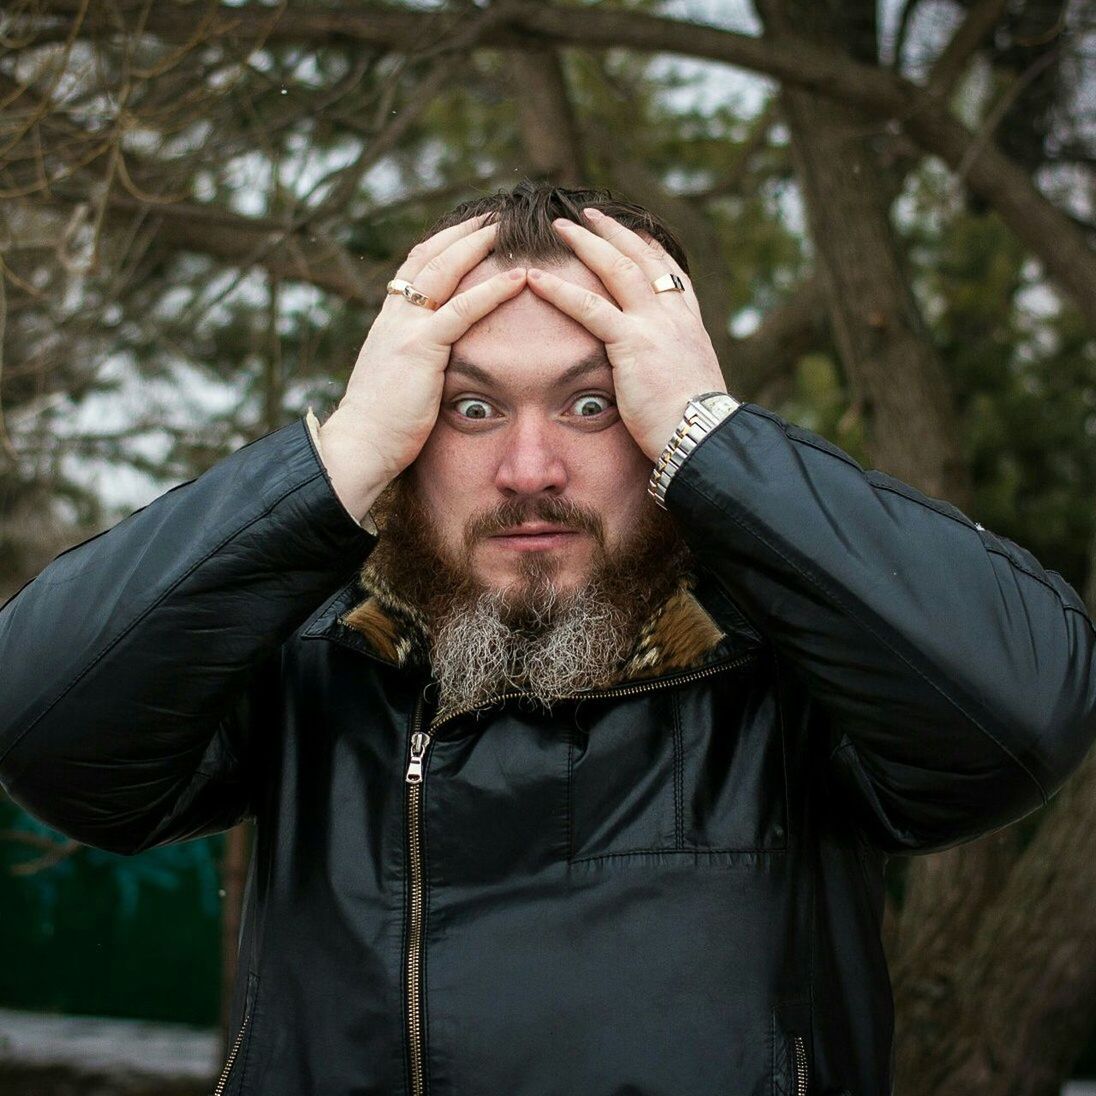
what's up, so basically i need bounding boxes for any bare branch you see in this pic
[23,0,1091,332]
[0,828,82,875]
[926,0,1010,100]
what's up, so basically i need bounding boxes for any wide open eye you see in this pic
[452,397,499,420]
[569,393,613,418]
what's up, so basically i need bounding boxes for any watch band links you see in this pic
[647,391,741,509]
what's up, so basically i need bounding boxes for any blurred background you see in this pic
[0,0,1093,1093]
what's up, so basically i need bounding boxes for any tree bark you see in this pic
[755,0,969,501]
[218,824,251,1061]
[900,748,1096,1096]
[505,46,586,186]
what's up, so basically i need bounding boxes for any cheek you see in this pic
[585,430,652,490]
[411,433,486,534]
[575,435,653,528]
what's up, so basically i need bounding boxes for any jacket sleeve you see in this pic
[666,403,1096,855]
[0,417,376,855]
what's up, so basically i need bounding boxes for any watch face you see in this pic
[701,393,739,416]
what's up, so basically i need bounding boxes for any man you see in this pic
[0,181,1093,1096]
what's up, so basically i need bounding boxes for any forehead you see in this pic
[446,257,616,387]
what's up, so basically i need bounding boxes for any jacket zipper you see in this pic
[212,1011,251,1096]
[405,695,432,1096]
[792,1032,808,1095]
[402,649,758,1095]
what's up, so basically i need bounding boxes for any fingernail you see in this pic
[528,268,544,280]
[582,207,603,219]
[552,218,572,230]
[508,267,525,280]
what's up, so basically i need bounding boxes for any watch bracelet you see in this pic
[647,395,739,508]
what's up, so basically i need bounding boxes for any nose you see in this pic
[493,413,569,498]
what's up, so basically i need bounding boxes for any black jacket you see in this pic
[1,404,1094,1096]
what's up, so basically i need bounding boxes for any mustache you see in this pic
[464,495,604,547]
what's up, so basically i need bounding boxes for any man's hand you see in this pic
[320,213,528,520]
[524,208,728,463]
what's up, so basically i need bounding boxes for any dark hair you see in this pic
[417,178,691,275]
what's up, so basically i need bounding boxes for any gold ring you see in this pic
[651,273,686,294]
[386,278,440,311]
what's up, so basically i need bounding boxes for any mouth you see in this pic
[489,524,581,551]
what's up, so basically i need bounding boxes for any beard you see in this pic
[361,471,694,718]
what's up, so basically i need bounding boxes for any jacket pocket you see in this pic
[568,668,787,862]
[772,999,812,1096]
[212,969,260,1096]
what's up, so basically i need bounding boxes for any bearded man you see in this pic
[1,181,1094,1096]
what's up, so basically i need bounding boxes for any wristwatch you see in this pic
[647,391,742,509]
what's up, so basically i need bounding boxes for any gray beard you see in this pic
[428,572,635,719]
[360,468,694,723]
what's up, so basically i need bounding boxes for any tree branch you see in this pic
[40,189,389,302]
[925,0,1009,100]
[26,0,1093,332]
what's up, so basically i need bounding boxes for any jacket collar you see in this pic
[302,569,735,687]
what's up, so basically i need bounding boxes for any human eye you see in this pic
[568,393,615,419]
[451,396,500,421]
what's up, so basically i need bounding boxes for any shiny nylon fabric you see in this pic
[0,408,1093,1095]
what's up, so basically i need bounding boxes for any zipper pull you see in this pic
[405,731,432,784]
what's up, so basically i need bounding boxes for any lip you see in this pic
[489,526,581,551]
[492,524,575,537]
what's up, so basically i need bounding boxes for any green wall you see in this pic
[0,794,222,1024]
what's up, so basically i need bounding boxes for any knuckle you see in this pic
[644,241,668,264]
[422,254,447,278]
[447,292,473,321]
[612,253,638,277]
[580,291,601,321]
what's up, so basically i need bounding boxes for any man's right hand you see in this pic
[319,212,527,522]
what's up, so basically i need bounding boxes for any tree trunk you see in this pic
[756,4,970,501]
[750,3,1094,1094]
[904,747,1096,1096]
[505,46,587,186]
[218,823,252,1059]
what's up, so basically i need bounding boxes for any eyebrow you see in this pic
[446,349,612,389]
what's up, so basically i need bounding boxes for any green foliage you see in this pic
[904,167,1096,581]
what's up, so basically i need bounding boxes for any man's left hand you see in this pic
[524,208,728,463]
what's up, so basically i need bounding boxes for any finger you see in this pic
[392,212,494,284]
[402,222,502,304]
[524,267,626,344]
[430,267,528,344]
[551,216,661,312]
[583,209,702,317]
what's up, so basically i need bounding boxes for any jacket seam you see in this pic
[673,471,1050,807]
[672,693,684,849]
[773,652,791,853]
[866,480,1086,619]
[571,845,787,863]
[0,468,328,771]
[566,727,575,862]
[687,408,1086,625]
[1062,602,1096,631]
[985,547,1088,614]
